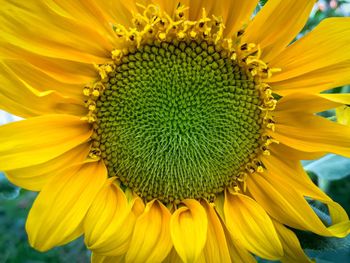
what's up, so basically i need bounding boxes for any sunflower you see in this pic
[1,0,350,262]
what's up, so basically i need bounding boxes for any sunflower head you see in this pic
[82,4,278,204]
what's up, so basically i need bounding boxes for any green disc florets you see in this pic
[95,40,264,203]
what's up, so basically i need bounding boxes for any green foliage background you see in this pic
[1,1,350,262]
[0,187,89,263]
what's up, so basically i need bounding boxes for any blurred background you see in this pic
[1,0,350,262]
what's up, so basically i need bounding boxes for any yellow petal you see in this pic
[264,144,331,200]
[270,62,350,96]
[213,192,225,220]
[200,201,231,263]
[187,0,259,38]
[227,243,256,263]
[150,0,179,15]
[275,93,350,114]
[336,105,350,126]
[269,139,325,161]
[2,50,97,85]
[130,194,146,217]
[186,0,259,38]
[268,18,350,94]
[243,0,314,62]
[50,0,131,45]
[222,0,259,38]
[1,59,85,102]
[247,172,333,235]
[214,194,256,262]
[0,114,92,171]
[170,199,208,263]
[224,231,256,263]
[187,0,213,20]
[0,60,85,118]
[224,191,283,260]
[84,181,134,256]
[26,161,107,251]
[126,200,172,263]
[5,143,90,191]
[91,253,125,263]
[38,57,96,84]
[124,188,146,217]
[96,0,137,27]
[0,1,113,63]
[273,111,350,158]
[273,221,312,263]
[259,148,350,237]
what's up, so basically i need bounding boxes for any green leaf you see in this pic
[0,173,20,200]
[295,230,350,252]
[303,154,350,181]
[259,0,268,7]
[341,85,350,93]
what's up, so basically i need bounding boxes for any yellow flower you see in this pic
[1,1,350,262]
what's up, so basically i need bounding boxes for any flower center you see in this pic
[94,40,265,202]
[84,4,278,203]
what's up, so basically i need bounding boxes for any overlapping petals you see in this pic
[0,115,92,171]
[26,161,107,251]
